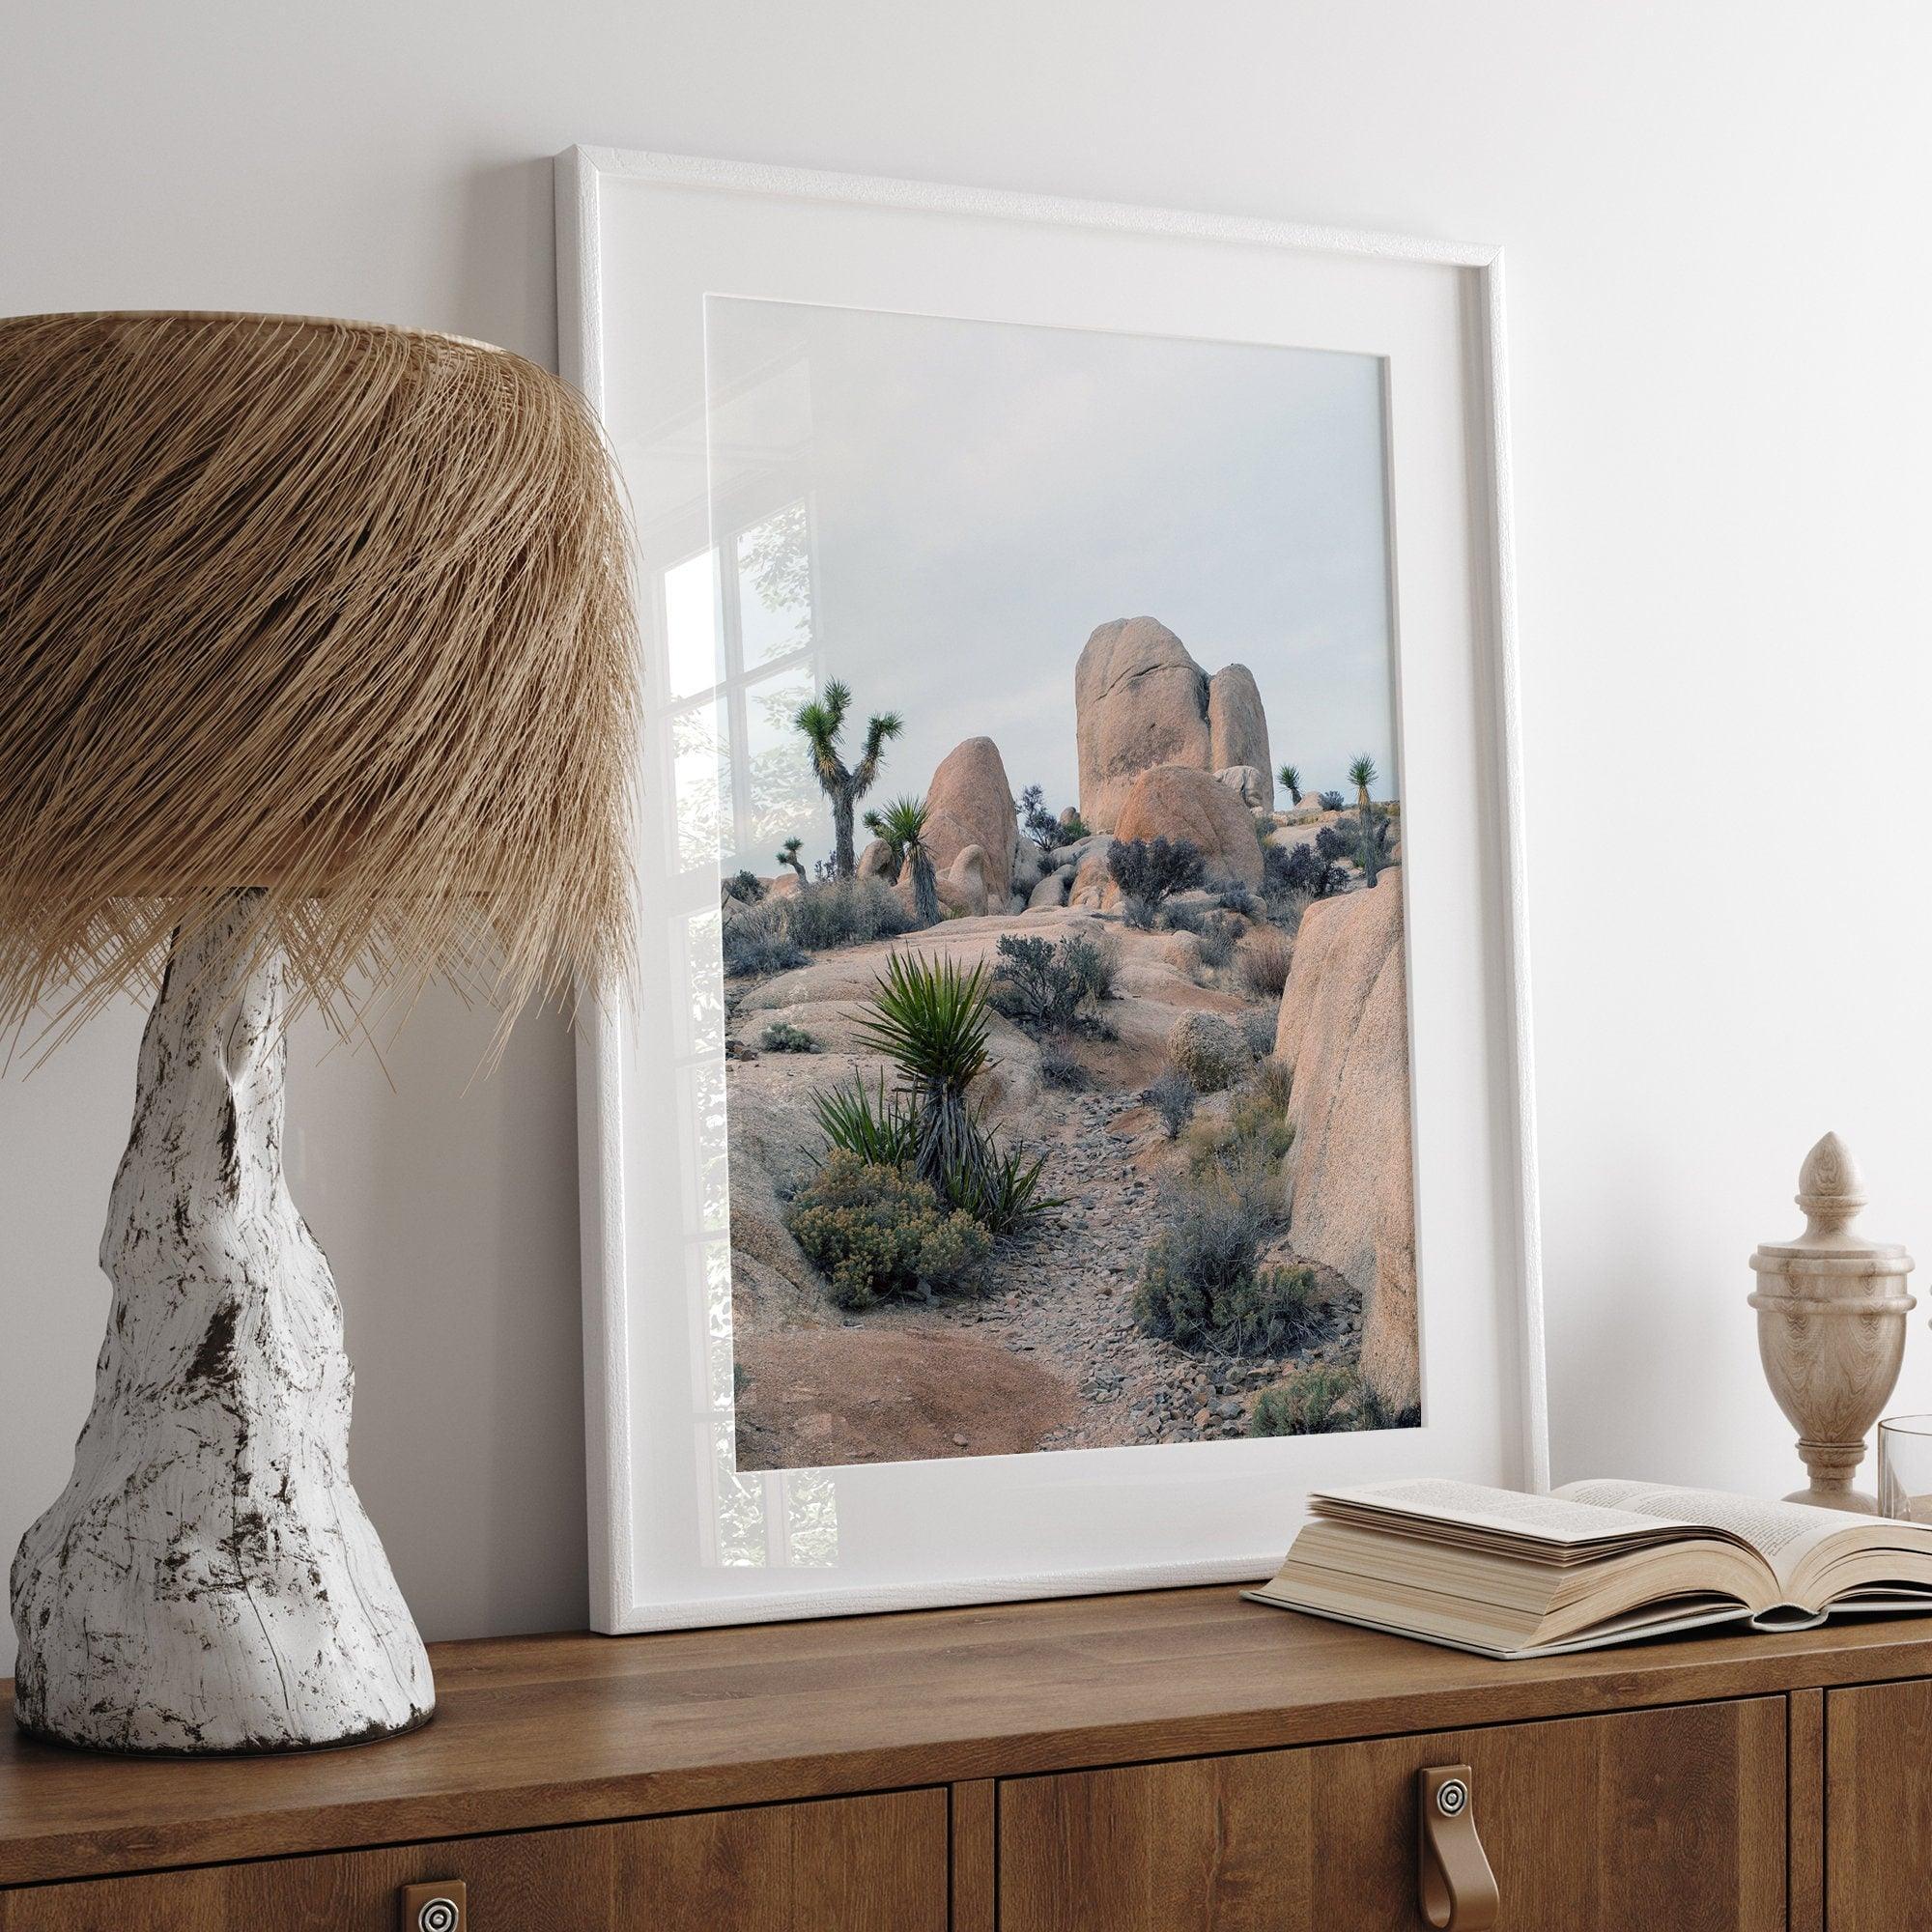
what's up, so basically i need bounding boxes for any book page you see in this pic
[1314,1478,1682,1548]
[1554,1480,1851,1579]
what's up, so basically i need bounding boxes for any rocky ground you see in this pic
[724,904,1370,1469]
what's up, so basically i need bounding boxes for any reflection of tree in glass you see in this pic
[741,502,811,641]
[784,1469,838,1567]
[711,1419,769,1566]
[671,706,728,874]
[746,676,819,857]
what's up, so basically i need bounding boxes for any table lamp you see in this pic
[0,311,638,1753]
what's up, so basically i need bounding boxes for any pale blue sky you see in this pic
[704,297,1398,872]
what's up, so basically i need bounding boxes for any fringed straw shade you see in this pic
[0,311,639,1044]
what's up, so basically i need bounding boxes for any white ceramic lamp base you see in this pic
[9,895,433,1753]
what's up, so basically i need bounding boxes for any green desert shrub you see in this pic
[1165,1012,1252,1094]
[1215,882,1261,919]
[1239,927,1293,999]
[990,930,1117,1031]
[1265,841,1347,902]
[1239,1009,1280,1061]
[758,1019,816,1053]
[1121,894,1156,930]
[1108,836,1205,910]
[723,903,808,979]
[785,876,917,951]
[1146,1067,1197,1140]
[1316,789,1346,811]
[1195,912,1240,972]
[1183,1088,1293,1221]
[1249,1055,1293,1115]
[1249,1364,1359,1435]
[1037,1038,1086,1089]
[786,1151,990,1310]
[1133,1193,1318,1355]
[722,869,766,906]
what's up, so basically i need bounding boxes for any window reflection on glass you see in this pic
[663,547,723,702]
[740,663,819,863]
[668,701,727,879]
[737,505,812,668]
[654,499,818,881]
[782,1470,839,1568]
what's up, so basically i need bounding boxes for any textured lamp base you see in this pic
[9,894,433,1753]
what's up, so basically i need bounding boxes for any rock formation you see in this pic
[1112,764,1264,890]
[1272,881,1418,1415]
[1074,617,1274,828]
[1207,666,1272,809]
[924,736,1019,904]
[856,838,896,882]
[1214,765,1271,810]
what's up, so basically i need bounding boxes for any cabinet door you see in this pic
[0,1787,946,1932]
[1827,1678,1932,1931]
[1001,1697,1785,1932]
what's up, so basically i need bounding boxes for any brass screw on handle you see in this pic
[1417,1766,1499,1931]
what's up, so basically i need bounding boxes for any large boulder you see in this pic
[1029,867,1071,911]
[945,844,990,916]
[1068,835,1116,909]
[856,838,897,882]
[1207,666,1272,809]
[1074,617,1211,832]
[1112,764,1264,889]
[924,736,1018,904]
[1272,881,1417,1415]
[1214,765,1271,810]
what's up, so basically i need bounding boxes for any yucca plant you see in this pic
[1348,753,1379,819]
[776,836,806,883]
[794,678,902,878]
[1278,762,1303,806]
[864,794,938,925]
[855,951,992,1191]
[942,1137,1062,1236]
[812,1074,920,1168]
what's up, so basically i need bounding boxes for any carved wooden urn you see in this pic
[1749,1133,1916,1514]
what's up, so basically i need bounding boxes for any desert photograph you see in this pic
[692,298,1420,1471]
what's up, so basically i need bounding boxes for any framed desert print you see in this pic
[557,147,1547,1634]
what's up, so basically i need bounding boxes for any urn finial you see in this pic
[1749,1131,1915,1514]
[1796,1131,1866,1231]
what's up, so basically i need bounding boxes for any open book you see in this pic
[1245,1477,1932,1659]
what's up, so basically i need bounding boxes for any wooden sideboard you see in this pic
[5,1586,1932,1928]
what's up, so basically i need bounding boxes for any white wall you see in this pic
[6,0,1932,1674]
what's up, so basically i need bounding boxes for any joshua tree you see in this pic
[865,794,939,925]
[1348,753,1379,819]
[776,837,806,883]
[1278,763,1303,807]
[793,678,902,878]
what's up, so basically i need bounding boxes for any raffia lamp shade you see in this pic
[0,310,639,1038]
[0,312,639,1755]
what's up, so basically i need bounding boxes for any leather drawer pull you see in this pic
[1417,1765,1499,1930]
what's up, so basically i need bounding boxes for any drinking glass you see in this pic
[1877,1415,1932,1521]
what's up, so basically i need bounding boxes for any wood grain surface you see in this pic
[1827,1675,1932,1930]
[4,1587,1931,1889]
[0,1788,945,1931]
[1000,1697,1787,1931]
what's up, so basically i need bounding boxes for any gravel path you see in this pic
[871,1081,1360,1449]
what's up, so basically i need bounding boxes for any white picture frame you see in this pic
[557,145,1547,1635]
